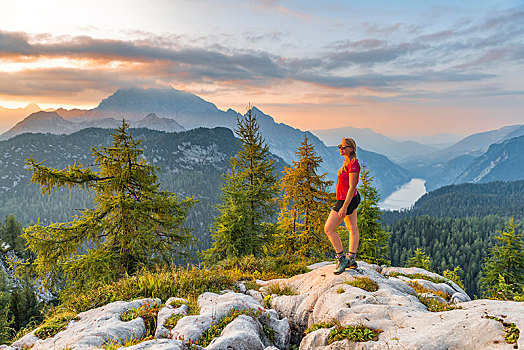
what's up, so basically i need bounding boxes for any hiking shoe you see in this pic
[346,254,358,269]
[333,255,349,275]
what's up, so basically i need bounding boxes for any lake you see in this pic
[379,178,426,211]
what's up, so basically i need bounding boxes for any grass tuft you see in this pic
[164,313,185,330]
[328,323,382,343]
[305,322,334,335]
[417,295,460,312]
[389,272,447,285]
[266,283,298,296]
[345,276,379,292]
[194,307,265,347]
[34,312,77,340]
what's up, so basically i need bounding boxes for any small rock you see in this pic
[120,338,187,349]
[155,297,189,338]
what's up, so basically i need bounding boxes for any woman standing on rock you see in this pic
[324,137,361,274]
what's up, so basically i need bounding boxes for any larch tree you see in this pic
[406,248,432,271]
[21,121,194,293]
[276,135,333,256]
[480,218,524,300]
[356,163,391,265]
[202,107,278,262]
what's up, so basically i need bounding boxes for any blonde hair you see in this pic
[342,137,357,160]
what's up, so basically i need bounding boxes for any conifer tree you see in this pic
[0,268,12,343]
[1,214,25,255]
[203,108,278,262]
[276,135,333,256]
[406,248,432,270]
[356,163,390,265]
[480,218,524,299]
[22,121,194,292]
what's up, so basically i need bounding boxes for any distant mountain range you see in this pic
[1,87,411,197]
[311,126,441,162]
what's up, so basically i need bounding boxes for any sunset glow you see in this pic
[0,0,523,136]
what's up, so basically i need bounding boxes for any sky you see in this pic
[0,0,523,137]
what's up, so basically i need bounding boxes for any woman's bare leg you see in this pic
[344,210,359,254]
[324,210,346,253]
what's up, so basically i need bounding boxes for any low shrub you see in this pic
[120,301,161,336]
[345,277,379,292]
[486,315,520,345]
[407,281,450,301]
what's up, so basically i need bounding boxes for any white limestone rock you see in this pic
[155,297,189,338]
[28,298,160,350]
[171,292,264,343]
[10,329,39,349]
[265,262,524,349]
[120,338,187,349]
[247,289,264,304]
[205,314,266,350]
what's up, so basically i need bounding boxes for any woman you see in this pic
[324,137,361,274]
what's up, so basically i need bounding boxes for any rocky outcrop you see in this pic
[262,261,522,349]
[11,292,289,350]
[7,261,524,350]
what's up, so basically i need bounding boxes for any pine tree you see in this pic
[203,108,278,262]
[275,135,333,256]
[480,218,524,300]
[356,163,390,265]
[406,248,432,271]
[21,121,194,292]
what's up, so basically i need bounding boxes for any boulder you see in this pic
[264,261,524,349]
[205,314,266,350]
[155,297,189,338]
[22,298,160,350]
[120,338,188,349]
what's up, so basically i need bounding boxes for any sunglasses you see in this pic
[338,145,350,150]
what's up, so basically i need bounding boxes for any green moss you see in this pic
[103,335,154,350]
[345,276,379,292]
[328,323,382,343]
[336,287,345,294]
[34,312,77,339]
[305,322,334,335]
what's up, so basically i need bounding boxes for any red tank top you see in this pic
[336,159,360,200]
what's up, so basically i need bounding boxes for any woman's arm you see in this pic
[338,171,359,218]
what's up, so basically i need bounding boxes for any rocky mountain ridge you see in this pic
[0,87,411,197]
[4,262,522,350]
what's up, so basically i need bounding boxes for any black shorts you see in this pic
[332,192,361,216]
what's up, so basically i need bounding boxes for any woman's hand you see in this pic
[338,206,347,218]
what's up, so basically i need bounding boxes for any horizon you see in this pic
[1,0,523,137]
